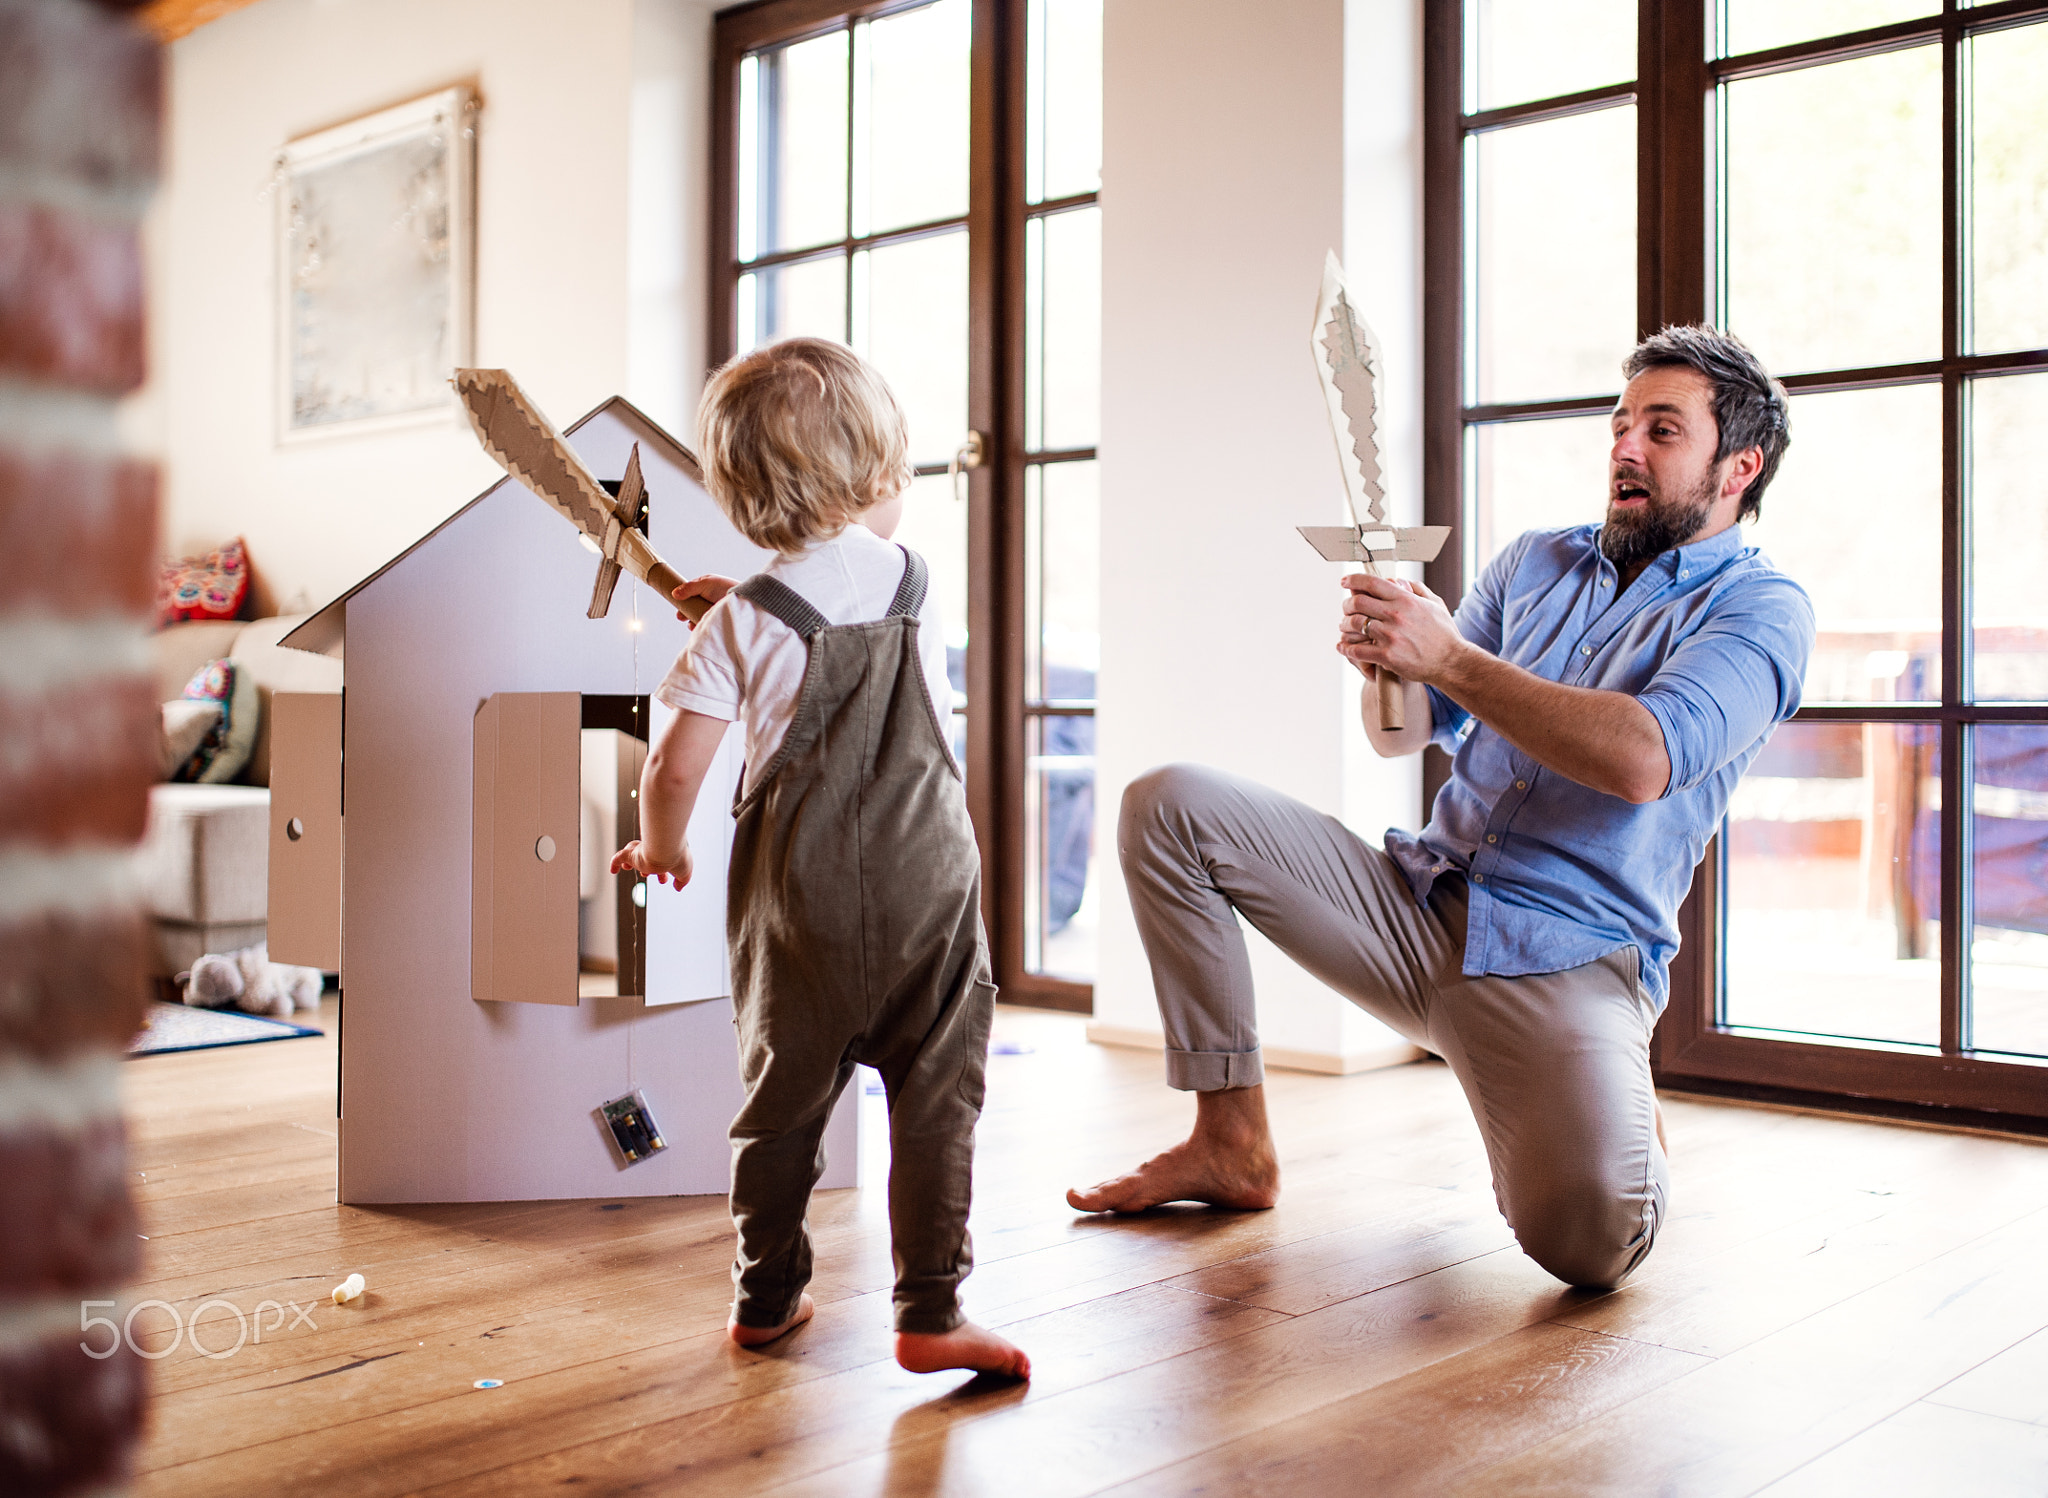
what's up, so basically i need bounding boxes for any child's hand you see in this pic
[611,840,694,888]
[671,575,738,627]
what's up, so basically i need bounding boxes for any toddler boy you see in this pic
[612,338,1028,1380]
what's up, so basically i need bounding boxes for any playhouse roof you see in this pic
[282,393,701,657]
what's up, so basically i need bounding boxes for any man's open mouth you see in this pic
[1614,481,1651,505]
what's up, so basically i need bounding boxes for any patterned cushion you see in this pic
[175,659,259,784]
[160,699,223,779]
[158,538,250,626]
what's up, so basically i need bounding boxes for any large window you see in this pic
[1426,0,2048,1123]
[714,0,1102,1009]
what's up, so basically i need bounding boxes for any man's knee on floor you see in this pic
[1510,1187,1659,1291]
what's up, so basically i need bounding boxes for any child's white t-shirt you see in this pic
[655,524,953,794]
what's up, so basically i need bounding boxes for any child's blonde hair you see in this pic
[696,337,913,555]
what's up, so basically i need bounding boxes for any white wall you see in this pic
[140,0,719,612]
[1093,0,1426,1070]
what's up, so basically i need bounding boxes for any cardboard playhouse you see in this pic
[270,395,862,1204]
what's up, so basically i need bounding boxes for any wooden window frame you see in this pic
[1423,0,2048,1131]
[711,0,1094,1012]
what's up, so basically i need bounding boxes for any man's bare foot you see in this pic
[727,1292,814,1347]
[1066,1084,1280,1213]
[894,1321,1030,1380]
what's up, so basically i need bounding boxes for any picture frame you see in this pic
[276,85,477,443]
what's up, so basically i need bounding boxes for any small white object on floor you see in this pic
[332,1272,365,1304]
[179,941,322,1019]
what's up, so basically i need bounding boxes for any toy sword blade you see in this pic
[1302,251,1447,730]
[451,368,709,624]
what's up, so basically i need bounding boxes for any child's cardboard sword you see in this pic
[451,367,711,624]
[1299,252,1449,731]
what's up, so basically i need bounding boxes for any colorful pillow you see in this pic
[158,538,250,626]
[175,658,260,784]
[159,699,223,779]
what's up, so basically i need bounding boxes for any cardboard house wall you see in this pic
[285,396,861,1204]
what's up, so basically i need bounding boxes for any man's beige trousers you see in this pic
[1120,763,1668,1289]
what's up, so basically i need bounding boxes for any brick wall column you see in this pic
[0,2,163,1492]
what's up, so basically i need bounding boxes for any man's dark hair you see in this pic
[1622,325,1791,521]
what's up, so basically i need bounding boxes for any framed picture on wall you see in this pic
[276,85,477,442]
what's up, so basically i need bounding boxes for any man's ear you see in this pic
[1722,446,1764,502]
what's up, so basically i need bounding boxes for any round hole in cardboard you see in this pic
[286,818,304,842]
[535,835,557,862]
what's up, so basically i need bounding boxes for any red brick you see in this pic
[0,1119,142,1296]
[0,204,145,393]
[0,451,157,620]
[0,909,151,1061]
[0,1325,145,1496]
[0,0,161,195]
[0,678,157,846]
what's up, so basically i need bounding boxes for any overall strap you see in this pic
[886,546,928,619]
[734,574,829,639]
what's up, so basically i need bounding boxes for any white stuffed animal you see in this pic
[179,942,323,1019]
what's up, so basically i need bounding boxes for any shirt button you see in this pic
[1600,578,1612,588]
[1515,779,1527,790]
[1486,834,1498,844]
[1472,873,1484,884]
[1581,645,1593,655]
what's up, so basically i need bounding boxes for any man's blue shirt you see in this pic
[1384,521,1815,1011]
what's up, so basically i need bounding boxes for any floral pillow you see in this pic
[174,659,259,784]
[158,538,250,626]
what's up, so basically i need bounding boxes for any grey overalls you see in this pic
[724,546,996,1336]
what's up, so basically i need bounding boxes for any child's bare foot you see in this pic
[727,1292,814,1347]
[894,1321,1030,1380]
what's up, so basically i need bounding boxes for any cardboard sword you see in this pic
[452,367,710,624]
[1300,251,1449,731]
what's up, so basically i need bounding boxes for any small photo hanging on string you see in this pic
[598,1089,668,1165]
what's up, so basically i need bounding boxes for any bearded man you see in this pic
[1069,325,1813,1289]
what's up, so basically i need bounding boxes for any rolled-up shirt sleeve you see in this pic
[1430,534,1524,750]
[1638,574,1815,795]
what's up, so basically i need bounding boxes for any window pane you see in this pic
[1971,374,2048,702]
[1028,0,1103,203]
[1468,0,1634,112]
[856,0,970,237]
[1026,459,1099,703]
[1723,45,1941,375]
[1467,413,1610,579]
[888,471,969,765]
[1470,106,1635,405]
[855,229,967,469]
[1971,724,2048,1059]
[1723,720,1940,1047]
[1721,0,1931,58]
[750,30,849,256]
[1026,206,1101,451]
[1025,712,1097,981]
[1969,20,2048,356]
[738,255,846,353]
[1763,384,1941,703]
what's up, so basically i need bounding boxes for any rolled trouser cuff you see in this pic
[1163,1045,1265,1091]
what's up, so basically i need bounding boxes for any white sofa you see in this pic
[139,614,341,976]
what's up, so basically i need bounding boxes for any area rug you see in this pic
[129,1002,323,1057]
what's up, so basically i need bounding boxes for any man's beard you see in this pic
[1599,467,1717,571]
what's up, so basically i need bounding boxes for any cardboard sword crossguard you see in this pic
[1300,251,1449,731]
[451,368,711,625]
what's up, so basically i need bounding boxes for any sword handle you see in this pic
[1376,668,1406,732]
[645,560,713,624]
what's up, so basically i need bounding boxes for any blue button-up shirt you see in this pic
[1385,522,1815,1011]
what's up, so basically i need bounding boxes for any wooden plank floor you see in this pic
[122,998,2048,1496]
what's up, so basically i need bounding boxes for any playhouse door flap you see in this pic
[268,692,343,971]
[472,692,581,1004]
